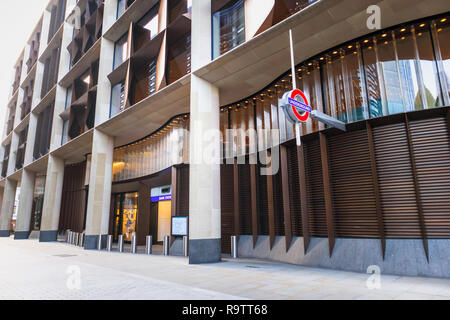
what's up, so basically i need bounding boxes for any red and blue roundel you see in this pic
[286,89,311,122]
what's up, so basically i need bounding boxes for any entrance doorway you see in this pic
[112,192,138,242]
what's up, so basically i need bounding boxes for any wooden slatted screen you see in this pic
[58,161,87,233]
[273,166,285,236]
[257,164,270,235]
[176,165,189,217]
[372,122,422,238]
[304,138,327,237]
[328,130,379,238]
[238,164,252,235]
[221,164,234,253]
[409,117,450,238]
[287,145,302,236]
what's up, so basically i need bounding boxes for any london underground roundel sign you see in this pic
[282,89,311,123]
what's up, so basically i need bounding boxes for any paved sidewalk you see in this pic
[0,237,449,300]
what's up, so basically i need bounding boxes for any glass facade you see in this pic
[113,115,189,182]
[112,16,449,180]
[221,15,450,140]
[212,0,245,59]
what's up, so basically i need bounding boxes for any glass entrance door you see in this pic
[113,192,138,242]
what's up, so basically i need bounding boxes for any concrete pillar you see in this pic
[0,179,18,237]
[188,0,222,264]
[81,1,117,249]
[14,169,36,239]
[39,155,65,242]
[84,130,114,249]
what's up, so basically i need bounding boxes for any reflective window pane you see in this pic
[212,0,245,59]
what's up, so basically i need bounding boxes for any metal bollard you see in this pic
[70,232,75,245]
[146,236,153,255]
[131,235,137,254]
[163,236,170,256]
[107,235,113,252]
[231,236,238,259]
[67,231,72,244]
[66,230,71,243]
[74,233,79,246]
[97,235,103,250]
[118,235,124,253]
[182,236,189,257]
[79,234,84,248]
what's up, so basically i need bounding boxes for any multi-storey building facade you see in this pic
[0,0,449,277]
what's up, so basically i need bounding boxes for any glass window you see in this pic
[376,33,405,115]
[433,17,450,105]
[117,0,126,18]
[362,40,385,118]
[65,86,72,110]
[394,27,422,112]
[415,25,442,108]
[61,119,68,145]
[110,81,125,118]
[117,0,135,19]
[114,33,128,70]
[212,0,245,59]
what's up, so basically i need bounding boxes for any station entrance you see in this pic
[109,166,188,247]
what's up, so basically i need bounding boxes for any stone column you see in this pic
[39,155,65,242]
[0,179,18,237]
[84,130,114,249]
[14,169,36,239]
[82,0,117,249]
[188,0,222,264]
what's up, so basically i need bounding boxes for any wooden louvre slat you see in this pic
[273,162,285,237]
[221,164,234,254]
[320,133,336,256]
[238,163,252,235]
[257,163,270,235]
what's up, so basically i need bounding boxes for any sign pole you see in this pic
[289,29,302,146]
[289,29,296,89]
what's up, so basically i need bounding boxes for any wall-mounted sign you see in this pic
[281,89,311,123]
[151,195,172,202]
[172,216,188,236]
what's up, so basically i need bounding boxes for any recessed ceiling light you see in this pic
[441,18,447,23]
[400,28,406,32]
[419,23,425,27]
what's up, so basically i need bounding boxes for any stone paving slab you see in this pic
[1,237,450,300]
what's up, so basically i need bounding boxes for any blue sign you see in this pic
[151,195,172,202]
[288,97,311,113]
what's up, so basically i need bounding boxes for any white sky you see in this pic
[0,0,49,136]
